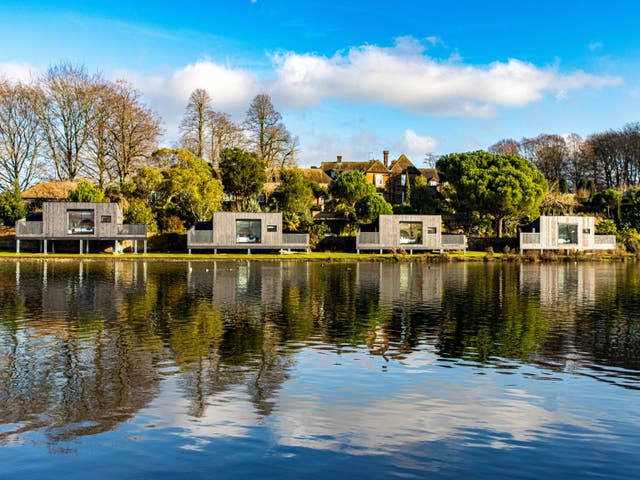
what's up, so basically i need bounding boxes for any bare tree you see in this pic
[488,138,521,156]
[105,80,163,186]
[519,134,568,184]
[0,80,44,192]
[36,63,102,180]
[179,88,212,159]
[244,94,295,172]
[86,82,116,188]
[564,133,587,190]
[205,111,245,166]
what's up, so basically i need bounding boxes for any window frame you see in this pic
[236,219,262,244]
[67,209,95,235]
[399,221,423,245]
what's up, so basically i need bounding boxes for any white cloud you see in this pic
[402,129,438,157]
[0,62,39,83]
[270,38,622,116]
[119,60,260,140]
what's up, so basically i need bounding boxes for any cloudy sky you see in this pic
[1,0,637,166]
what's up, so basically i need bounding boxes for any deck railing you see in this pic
[283,233,309,245]
[520,233,541,246]
[188,229,213,244]
[15,220,43,236]
[118,224,147,236]
[357,232,380,245]
[594,235,616,246]
[441,234,466,249]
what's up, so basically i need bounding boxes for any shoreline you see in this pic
[0,251,632,263]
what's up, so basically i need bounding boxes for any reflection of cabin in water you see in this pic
[15,202,147,254]
[187,212,309,253]
[518,216,616,252]
[356,214,466,253]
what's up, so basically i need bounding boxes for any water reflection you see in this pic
[0,260,638,462]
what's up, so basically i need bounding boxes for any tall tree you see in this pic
[437,151,548,237]
[244,94,296,172]
[0,80,43,191]
[179,88,213,159]
[105,80,162,186]
[205,111,245,166]
[36,63,101,180]
[86,81,114,188]
[219,147,267,210]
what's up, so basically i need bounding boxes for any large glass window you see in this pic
[399,221,422,245]
[67,210,94,235]
[236,219,261,243]
[558,224,578,244]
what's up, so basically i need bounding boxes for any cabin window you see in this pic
[375,174,383,186]
[427,227,437,234]
[267,224,277,232]
[101,215,112,223]
[558,224,578,244]
[67,210,94,235]
[399,221,422,245]
[236,219,261,243]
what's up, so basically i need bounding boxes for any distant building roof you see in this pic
[321,161,371,173]
[419,168,440,182]
[299,168,332,185]
[21,180,85,200]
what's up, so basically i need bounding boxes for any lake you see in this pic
[0,260,638,479]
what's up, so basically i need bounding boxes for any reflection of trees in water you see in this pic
[0,262,161,447]
[1,260,639,446]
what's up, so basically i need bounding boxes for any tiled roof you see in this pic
[299,168,332,184]
[419,168,440,181]
[21,180,85,200]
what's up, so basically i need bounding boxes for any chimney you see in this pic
[337,155,342,164]
[383,150,389,168]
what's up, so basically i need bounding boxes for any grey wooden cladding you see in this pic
[15,220,43,236]
[15,201,147,254]
[519,216,616,251]
[356,215,466,252]
[187,212,309,252]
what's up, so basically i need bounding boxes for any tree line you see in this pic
[489,124,640,191]
[0,63,297,193]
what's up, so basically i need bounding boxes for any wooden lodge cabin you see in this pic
[15,202,147,254]
[518,216,616,252]
[356,214,466,254]
[187,212,309,254]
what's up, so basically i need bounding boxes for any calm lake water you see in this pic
[0,260,639,479]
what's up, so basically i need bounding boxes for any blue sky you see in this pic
[1,0,638,166]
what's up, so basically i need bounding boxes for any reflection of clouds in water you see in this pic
[272,386,567,453]
[141,378,262,451]
[271,349,609,454]
[142,351,610,456]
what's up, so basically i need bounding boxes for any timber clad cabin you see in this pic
[356,214,466,253]
[187,212,309,254]
[15,202,147,254]
[519,216,616,251]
